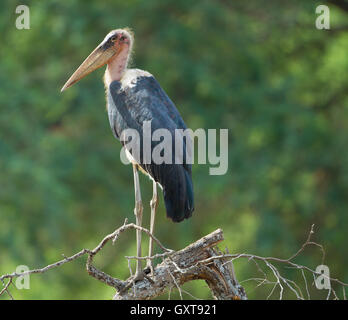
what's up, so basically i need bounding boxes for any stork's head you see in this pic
[61,29,133,91]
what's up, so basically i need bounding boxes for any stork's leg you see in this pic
[146,180,158,273]
[132,164,143,278]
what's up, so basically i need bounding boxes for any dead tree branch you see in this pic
[114,228,246,300]
[1,222,347,300]
[0,222,246,300]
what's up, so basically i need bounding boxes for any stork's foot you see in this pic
[144,263,155,277]
[119,270,154,294]
[133,270,146,282]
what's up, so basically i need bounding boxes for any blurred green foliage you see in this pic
[1,0,348,299]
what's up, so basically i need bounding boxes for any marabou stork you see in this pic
[61,29,194,279]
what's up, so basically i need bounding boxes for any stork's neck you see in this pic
[104,45,131,86]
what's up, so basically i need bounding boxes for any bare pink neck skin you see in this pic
[104,45,131,86]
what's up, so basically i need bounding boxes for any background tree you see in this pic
[0,0,347,299]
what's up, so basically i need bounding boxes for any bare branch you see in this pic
[1,221,347,300]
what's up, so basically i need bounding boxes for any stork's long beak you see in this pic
[61,39,117,92]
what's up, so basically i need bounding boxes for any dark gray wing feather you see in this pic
[107,75,194,222]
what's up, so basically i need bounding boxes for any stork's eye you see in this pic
[111,36,117,42]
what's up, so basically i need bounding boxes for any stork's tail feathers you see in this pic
[162,166,194,223]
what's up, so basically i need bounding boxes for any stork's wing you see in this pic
[107,75,194,222]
